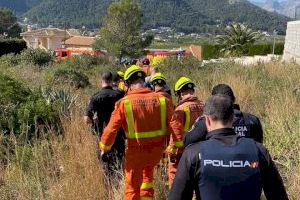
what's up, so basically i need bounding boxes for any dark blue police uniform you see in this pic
[169,128,289,200]
[184,104,263,147]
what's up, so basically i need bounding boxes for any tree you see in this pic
[0,8,21,38]
[93,0,153,60]
[216,23,262,56]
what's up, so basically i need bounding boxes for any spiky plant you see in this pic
[216,23,262,57]
[41,89,77,117]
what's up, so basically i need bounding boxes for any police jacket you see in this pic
[184,104,263,147]
[168,128,289,200]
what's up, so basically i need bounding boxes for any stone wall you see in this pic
[283,21,300,64]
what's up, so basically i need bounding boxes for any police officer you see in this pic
[169,95,289,200]
[184,84,263,147]
[84,71,125,178]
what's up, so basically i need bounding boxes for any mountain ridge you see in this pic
[0,0,290,34]
[250,0,300,18]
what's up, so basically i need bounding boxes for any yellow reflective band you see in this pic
[183,107,191,132]
[159,97,167,134]
[141,182,153,190]
[124,99,135,135]
[124,97,167,139]
[174,140,184,147]
[141,197,153,200]
[126,130,166,139]
[99,142,112,152]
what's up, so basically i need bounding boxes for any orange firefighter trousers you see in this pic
[125,144,164,200]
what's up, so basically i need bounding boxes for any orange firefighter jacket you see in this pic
[174,96,204,134]
[155,87,172,100]
[100,88,183,152]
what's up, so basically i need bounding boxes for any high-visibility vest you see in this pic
[124,96,167,139]
[183,106,191,133]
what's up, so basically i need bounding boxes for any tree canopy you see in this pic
[94,0,153,60]
[0,8,21,38]
[10,0,290,34]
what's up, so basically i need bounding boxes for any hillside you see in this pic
[0,0,42,14]
[251,0,300,18]
[0,0,290,34]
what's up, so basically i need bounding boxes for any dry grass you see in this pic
[0,60,299,199]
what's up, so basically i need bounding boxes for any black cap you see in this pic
[211,84,235,102]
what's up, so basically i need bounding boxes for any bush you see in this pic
[0,39,26,56]
[201,44,222,60]
[53,69,90,89]
[0,74,62,138]
[247,43,284,56]
[20,48,54,66]
[59,54,109,69]
[201,42,285,59]
[0,53,20,67]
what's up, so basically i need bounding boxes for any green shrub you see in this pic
[0,53,20,67]
[0,74,63,138]
[53,69,90,89]
[0,74,30,105]
[201,43,285,59]
[17,94,61,138]
[59,54,109,69]
[0,39,26,56]
[247,43,284,56]
[201,44,222,60]
[20,48,54,66]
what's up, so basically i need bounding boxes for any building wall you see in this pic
[283,21,300,64]
[48,37,63,50]
[22,36,36,48]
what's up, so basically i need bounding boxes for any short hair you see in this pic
[112,72,120,82]
[211,84,235,102]
[101,71,113,82]
[204,95,234,124]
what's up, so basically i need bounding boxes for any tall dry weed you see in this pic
[0,60,299,199]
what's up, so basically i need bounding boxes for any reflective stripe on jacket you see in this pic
[167,96,203,149]
[100,88,183,152]
[124,96,167,139]
[175,96,204,134]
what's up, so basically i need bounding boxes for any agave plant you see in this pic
[216,23,262,57]
[41,89,78,116]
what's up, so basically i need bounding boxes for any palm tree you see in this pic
[216,23,262,56]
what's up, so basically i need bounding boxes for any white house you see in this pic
[21,27,71,51]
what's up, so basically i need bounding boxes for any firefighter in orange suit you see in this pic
[99,65,183,200]
[150,72,172,99]
[168,77,204,186]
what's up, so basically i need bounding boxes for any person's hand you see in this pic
[165,144,176,156]
[100,150,104,157]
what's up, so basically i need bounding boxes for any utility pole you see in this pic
[272,30,277,55]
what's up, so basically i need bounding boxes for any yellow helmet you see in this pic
[124,65,145,81]
[151,73,167,84]
[117,71,124,78]
[174,77,195,92]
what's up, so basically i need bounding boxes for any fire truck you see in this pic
[54,48,104,60]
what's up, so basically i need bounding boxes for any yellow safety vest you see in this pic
[124,97,167,139]
[183,106,191,133]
